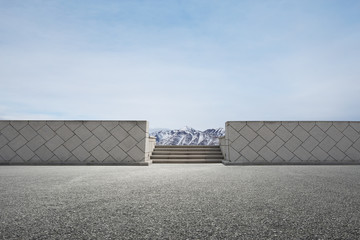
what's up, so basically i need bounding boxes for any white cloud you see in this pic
[1,0,360,129]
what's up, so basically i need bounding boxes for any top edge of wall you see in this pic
[226,121,360,123]
[0,120,148,122]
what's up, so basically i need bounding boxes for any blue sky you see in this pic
[1,0,360,130]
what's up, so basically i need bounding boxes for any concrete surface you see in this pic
[1,165,359,239]
[0,121,151,165]
[222,121,360,164]
[151,145,223,163]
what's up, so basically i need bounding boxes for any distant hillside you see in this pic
[150,126,225,145]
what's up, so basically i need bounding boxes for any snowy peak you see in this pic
[150,127,225,146]
[180,126,194,131]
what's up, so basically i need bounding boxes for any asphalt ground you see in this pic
[0,165,359,240]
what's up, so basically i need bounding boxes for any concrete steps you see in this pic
[154,148,221,152]
[152,151,222,155]
[151,145,224,163]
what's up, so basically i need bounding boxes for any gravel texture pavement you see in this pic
[0,165,359,239]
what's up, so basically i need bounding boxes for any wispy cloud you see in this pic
[1,0,360,129]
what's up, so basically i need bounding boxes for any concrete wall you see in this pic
[146,137,157,161]
[219,136,228,160]
[148,137,156,152]
[0,121,151,165]
[221,121,360,165]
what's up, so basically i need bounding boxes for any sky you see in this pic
[1,0,360,130]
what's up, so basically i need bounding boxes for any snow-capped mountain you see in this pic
[150,126,225,145]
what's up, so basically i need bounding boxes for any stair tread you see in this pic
[155,148,221,151]
[152,159,223,163]
[155,145,220,148]
[152,151,222,154]
[151,155,224,159]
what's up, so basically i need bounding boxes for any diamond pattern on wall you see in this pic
[0,135,9,149]
[10,121,28,131]
[224,121,360,163]
[9,135,27,151]
[2,125,19,141]
[0,121,149,164]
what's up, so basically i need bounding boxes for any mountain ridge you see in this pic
[150,127,225,146]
